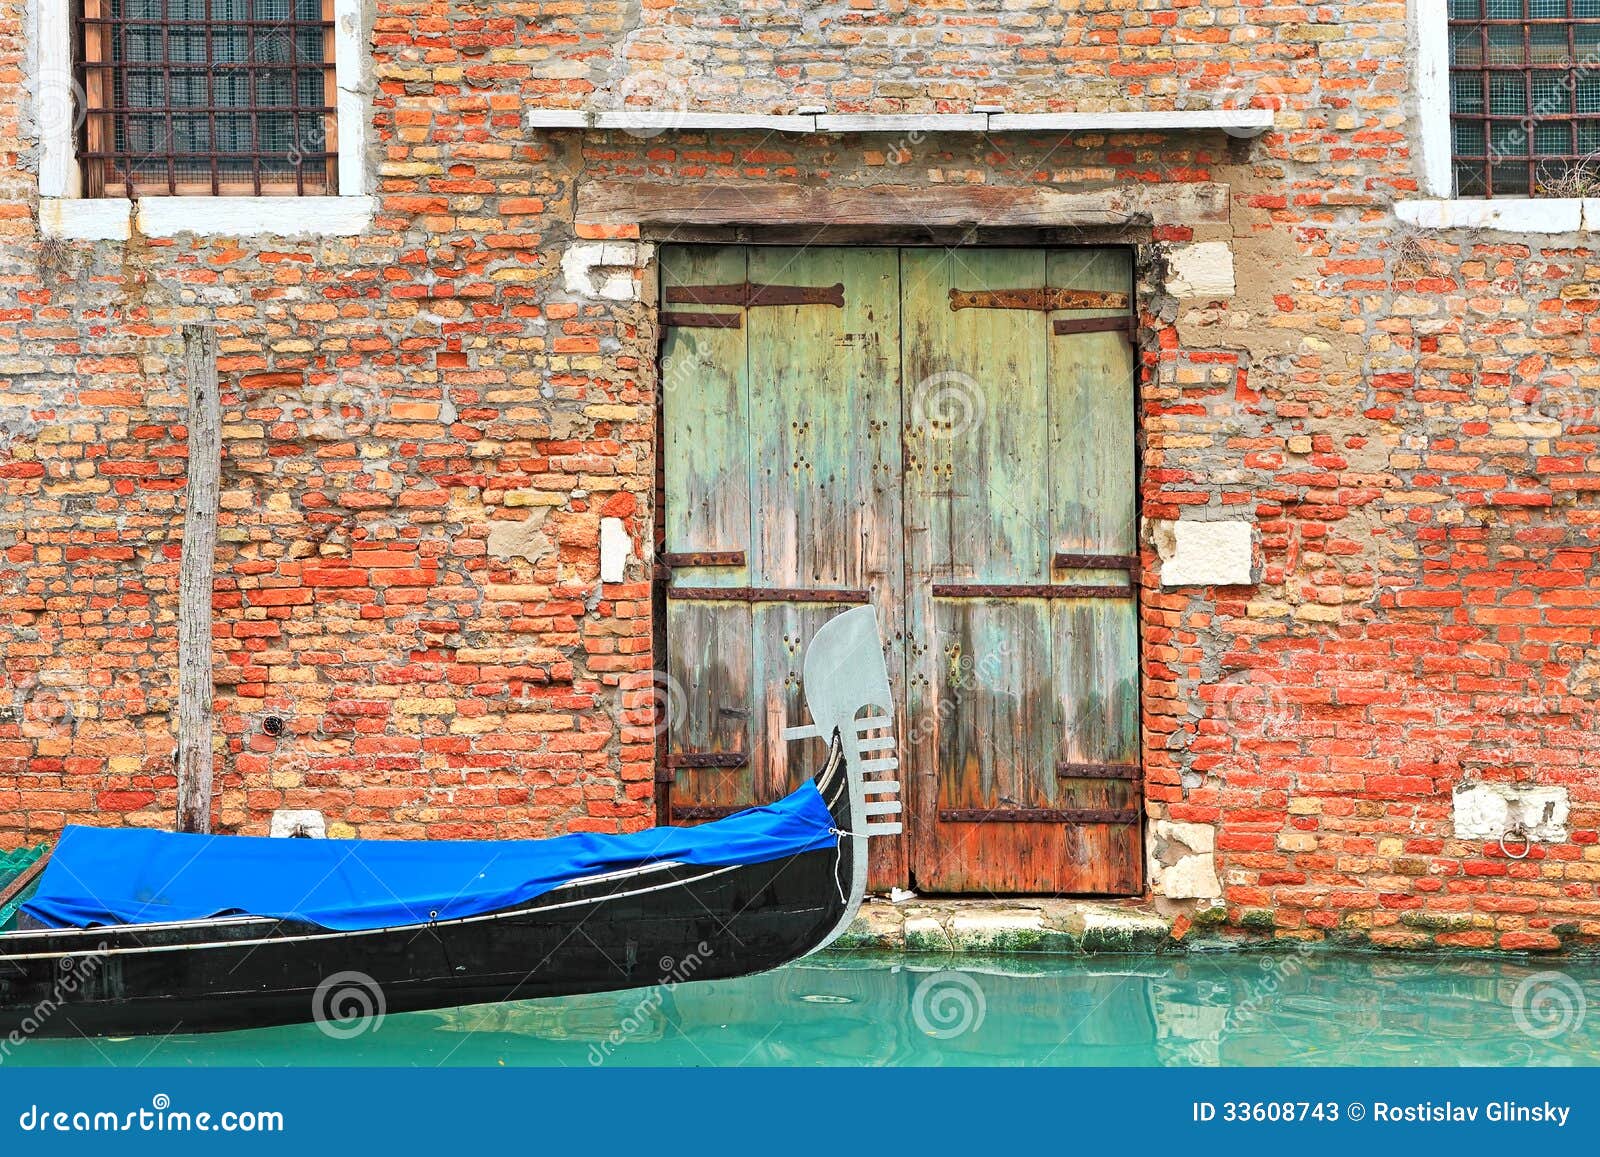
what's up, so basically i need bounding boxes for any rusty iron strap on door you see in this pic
[949,288,1130,312]
[1056,762,1143,781]
[938,807,1140,824]
[660,311,742,329]
[666,282,846,308]
[671,804,751,821]
[1052,315,1137,338]
[662,281,846,327]
[658,751,749,783]
[669,586,870,604]
[1053,552,1140,571]
[931,583,1133,599]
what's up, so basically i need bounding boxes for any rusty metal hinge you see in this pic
[666,282,846,308]
[949,288,1130,312]
[660,311,742,330]
[931,583,1133,599]
[659,550,746,572]
[939,807,1140,824]
[671,804,751,821]
[668,586,870,604]
[1053,552,1140,571]
[664,752,748,770]
[1056,763,1143,781]
[1052,315,1136,338]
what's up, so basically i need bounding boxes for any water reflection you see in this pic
[11,952,1600,1067]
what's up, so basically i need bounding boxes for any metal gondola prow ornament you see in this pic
[781,605,902,954]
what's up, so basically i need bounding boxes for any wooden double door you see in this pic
[659,245,1141,895]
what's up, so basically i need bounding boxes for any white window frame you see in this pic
[1401,0,1600,231]
[31,0,373,239]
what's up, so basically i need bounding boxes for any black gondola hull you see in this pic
[0,843,846,1039]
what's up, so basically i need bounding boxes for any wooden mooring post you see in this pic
[175,325,220,834]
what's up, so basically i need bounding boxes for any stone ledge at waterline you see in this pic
[836,898,1177,955]
[834,899,1600,956]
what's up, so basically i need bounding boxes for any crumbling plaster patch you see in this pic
[562,241,650,301]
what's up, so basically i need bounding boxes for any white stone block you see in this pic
[1453,782,1569,842]
[1156,519,1254,587]
[270,809,327,838]
[1165,241,1235,299]
[599,517,630,583]
[1148,819,1222,900]
[39,198,131,241]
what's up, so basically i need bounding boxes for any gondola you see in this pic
[0,606,900,1039]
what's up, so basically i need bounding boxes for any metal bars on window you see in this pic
[75,0,338,197]
[1448,0,1600,197]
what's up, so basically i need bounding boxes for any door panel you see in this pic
[744,247,906,886]
[903,247,1140,894]
[663,245,1139,895]
[660,246,754,816]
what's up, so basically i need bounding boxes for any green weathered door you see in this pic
[902,248,1140,893]
[659,245,908,887]
[662,245,1139,895]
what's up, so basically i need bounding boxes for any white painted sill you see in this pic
[39,195,375,240]
[1396,197,1600,233]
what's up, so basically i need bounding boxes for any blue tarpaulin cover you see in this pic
[22,782,839,932]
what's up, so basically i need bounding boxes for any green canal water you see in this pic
[9,951,1600,1067]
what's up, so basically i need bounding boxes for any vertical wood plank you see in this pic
[743,246,906,884]
[660,246,754,816]
[176,325,220,834]
[1047,248,1141,893]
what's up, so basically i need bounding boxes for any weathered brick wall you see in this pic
[0,0,1597,950]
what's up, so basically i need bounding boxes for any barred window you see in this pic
[77,0,337,197]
